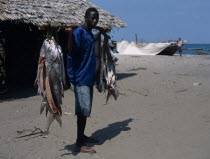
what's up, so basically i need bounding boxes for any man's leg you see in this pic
[76,114,98,144]
[73,85,98,151]
[76,115,87,146]
[178,47,182,56]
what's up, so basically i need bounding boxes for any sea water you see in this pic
[176,44,210,55]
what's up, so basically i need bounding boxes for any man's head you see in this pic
[85,8,99,29]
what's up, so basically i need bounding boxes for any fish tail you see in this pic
[55,115,62,128]
[113,88,119,100]
[40,102,46,114]
[58,105,62,116]
[46,112,56,132]
[106,90,111,104]
[46,105,50,117]
[40,98,48,114]
[106,87,119,103]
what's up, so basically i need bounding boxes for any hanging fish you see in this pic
[96,34,119,103]
[35,37,66,133]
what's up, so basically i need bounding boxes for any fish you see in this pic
[95,35,105,93]
[96,34,119,103]
[36,37,66,132]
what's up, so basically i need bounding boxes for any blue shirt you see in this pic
[67,26,96,86]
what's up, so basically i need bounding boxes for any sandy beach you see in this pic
[0,54,210,159]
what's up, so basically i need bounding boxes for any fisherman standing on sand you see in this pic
[177,37,184,56]
[66,7,110,153]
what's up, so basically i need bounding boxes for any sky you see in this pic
[89,0,210,44]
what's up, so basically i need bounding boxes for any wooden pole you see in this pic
[135,33,138,43]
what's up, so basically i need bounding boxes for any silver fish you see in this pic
[36,37,66,132]
[95,35,105,93]
[96,34,119,103]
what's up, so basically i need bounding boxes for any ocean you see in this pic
[176,44,210,55]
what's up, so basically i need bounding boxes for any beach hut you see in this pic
[0,0,126,88]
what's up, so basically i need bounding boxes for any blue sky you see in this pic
[89,0,210,44]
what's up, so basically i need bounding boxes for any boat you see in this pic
[196,51,209,55]
[115,41,182,56]
[182,48,203,50]
[157,43,178,56]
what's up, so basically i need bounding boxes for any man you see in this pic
[67,8,109,153]
[177,37,184,56]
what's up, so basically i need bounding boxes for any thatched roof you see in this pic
[0,0,126,28]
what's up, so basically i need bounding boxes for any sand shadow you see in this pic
[117,73,137,81]
[61,118,134,156]
[127,67,147,72]
[0,86,37,102]
[90,118,134,146]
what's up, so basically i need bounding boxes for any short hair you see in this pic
[85,7,99,18]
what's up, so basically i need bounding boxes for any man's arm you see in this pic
[94,26,111,40]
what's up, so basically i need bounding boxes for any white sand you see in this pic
[0,55,210,159]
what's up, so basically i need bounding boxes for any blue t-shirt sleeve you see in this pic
[73,28,84,54]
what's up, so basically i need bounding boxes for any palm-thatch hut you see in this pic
[0,0,126,89]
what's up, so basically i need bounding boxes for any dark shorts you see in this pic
[71,84,93,117]
[178,46,182,52]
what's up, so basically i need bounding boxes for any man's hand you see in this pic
[103,26,111,33]
[95,26,111,39]
[95,26,111,34]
